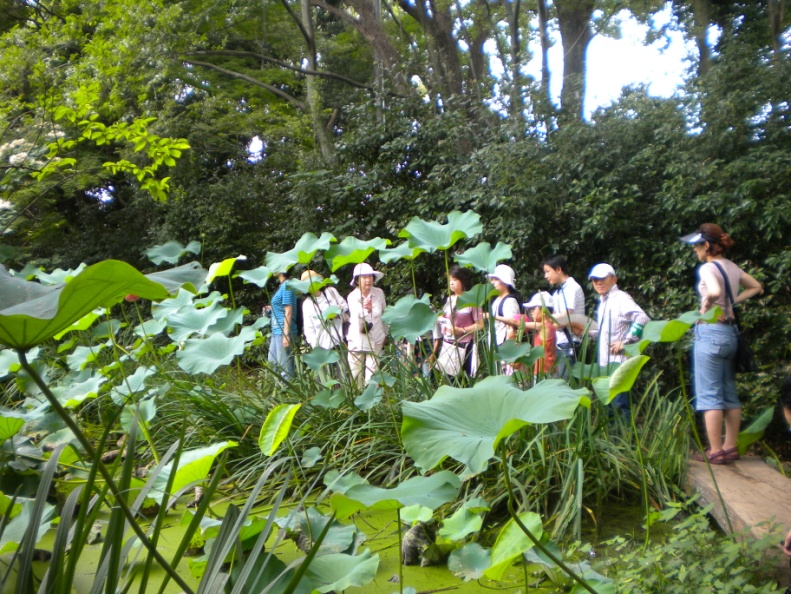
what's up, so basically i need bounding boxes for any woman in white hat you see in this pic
[346,262,387,387]
[300,270,349,350]
[485,264,522,347]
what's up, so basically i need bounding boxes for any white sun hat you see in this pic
[523,291,554,310]
[487,264,516,288]
[350,262,384,286]
[588,263,616,279]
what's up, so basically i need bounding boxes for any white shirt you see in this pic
[552,276,585,345]
[302,287,348,349]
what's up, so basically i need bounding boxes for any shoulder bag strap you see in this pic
[710,261,741,327]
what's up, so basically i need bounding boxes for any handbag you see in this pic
[710,262,758,374]
[435,340,466,376]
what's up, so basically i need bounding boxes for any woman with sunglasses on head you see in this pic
[682,223,763,464]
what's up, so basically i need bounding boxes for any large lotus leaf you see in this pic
[144,262,206,295]
[324,237,390,271]
[593,356,650,404]
[53,309,102,340]
[323,470,369,493]
[145,240,201,265]
[400,504,433,525]
[52,371,106,408]
[456,283,497,309]
[151,288,195,321]
[176,332,252,374]
[0,499,55,554]
[236,266,274,288]
[453,242,513,273]
[448,543,491,581]
[398,211,482,253]
[354,383,383,411]
[484,511,543,580]
[303,549,379,593]
[152,441,237,496]
[206,307,245,336]
[736,406,774,454]
[0,347,39,378]
[0,260,188,349]
[312,389,345,409]
[329,470,460,519]
[303,347,340,372]
[259,403,302,456]
[66,343,108,371]
[625,308,716,356]
[382,294,438,342]
[133,318,167,338]
[0,414,25,443]
[206,255,246,284]
[265,232,336,272]
[277,507,358,555]
[166,299,229,342]
[33,263,87,285]
[438,502,484,541]
[120,397,158,437]
[495,340,543,366]
[378,241,425,264]
[110,366,156,404]
[286,275,338,296]
[401,376,588,474]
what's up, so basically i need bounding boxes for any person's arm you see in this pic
[610,298,648,354]
[735,271,763,304]
[282,304,293,347]
[782,527,791,556]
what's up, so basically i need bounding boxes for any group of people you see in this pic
[266,222,764,466]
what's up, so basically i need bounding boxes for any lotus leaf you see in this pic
[398,210,482,253]
[145,240,201,265]
[236,265,274,288]
[303,548,379,593]
[152,441,237,496]
[606,355,650,403]
[381,294,438,342]
[312,389,345,409]
[485,511,543,580]
[110,366,155,405]
[325,237,390,271]
[736,406,773,454]
[329,470,460,519]
[400,504,433,525]
[33,263,86,285]
[277,507,359,555]
[53,309,102,340]
[0,415,24,443]
[265,232,336,272]
[456,283,497,309]
[438,503,484,541]
[453,242,513,273]
[378,241,425,263]
[401,376,588,474]
[259,403,302,456]
[166,299,229,342]
[0,499,55,554]
[151,288,195,321]
[495,340,543,366]
[625,308,718,356]
[139,262,206,295]
[0,261,201,350]
[354,383,382,411]
[448,543,491,581]
[205,255,247,285]
[52,371,106,408]
[66,343,108,371]
[301,446,322,468]
[286,275,338,295]
[176,332,252,374]
[303,347,340,372]
[323,470,369,493]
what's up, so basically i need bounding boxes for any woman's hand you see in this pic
[282,335,291,348]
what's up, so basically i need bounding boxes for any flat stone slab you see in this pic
[686,455,791,582]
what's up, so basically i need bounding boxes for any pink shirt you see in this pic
[698,259,743,318]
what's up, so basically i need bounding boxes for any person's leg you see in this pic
[348,350,365,388]
[363,346,382,385]
[723,408,741,451]
[611,392,631,423]
[703,409,725,452]
[269,335,284,374]
[282,340,294,380]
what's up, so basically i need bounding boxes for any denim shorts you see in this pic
[693,324,739,411]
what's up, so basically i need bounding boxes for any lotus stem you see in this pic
[15,349,196,594]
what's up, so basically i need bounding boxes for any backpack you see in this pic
[496,293,523,317]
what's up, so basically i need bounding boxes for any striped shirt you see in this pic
[589,285,649,368]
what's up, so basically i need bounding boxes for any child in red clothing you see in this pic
[512,292,556,379]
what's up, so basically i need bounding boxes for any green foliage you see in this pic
[600,509,781,593]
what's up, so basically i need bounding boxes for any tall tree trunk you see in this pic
[503,0,524,119]
[691,0,711,76]
[556,0,594,122]
[768,0,785,57]
[536,0,553,114]
[300,0,335,162]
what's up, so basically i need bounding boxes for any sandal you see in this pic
[721,447,741,461]
[692,449,728,465]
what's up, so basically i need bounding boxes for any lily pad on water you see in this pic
[401,376,589,474]
[303,549,379,593]
[329,470,460,519]
[448,542,491,581]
